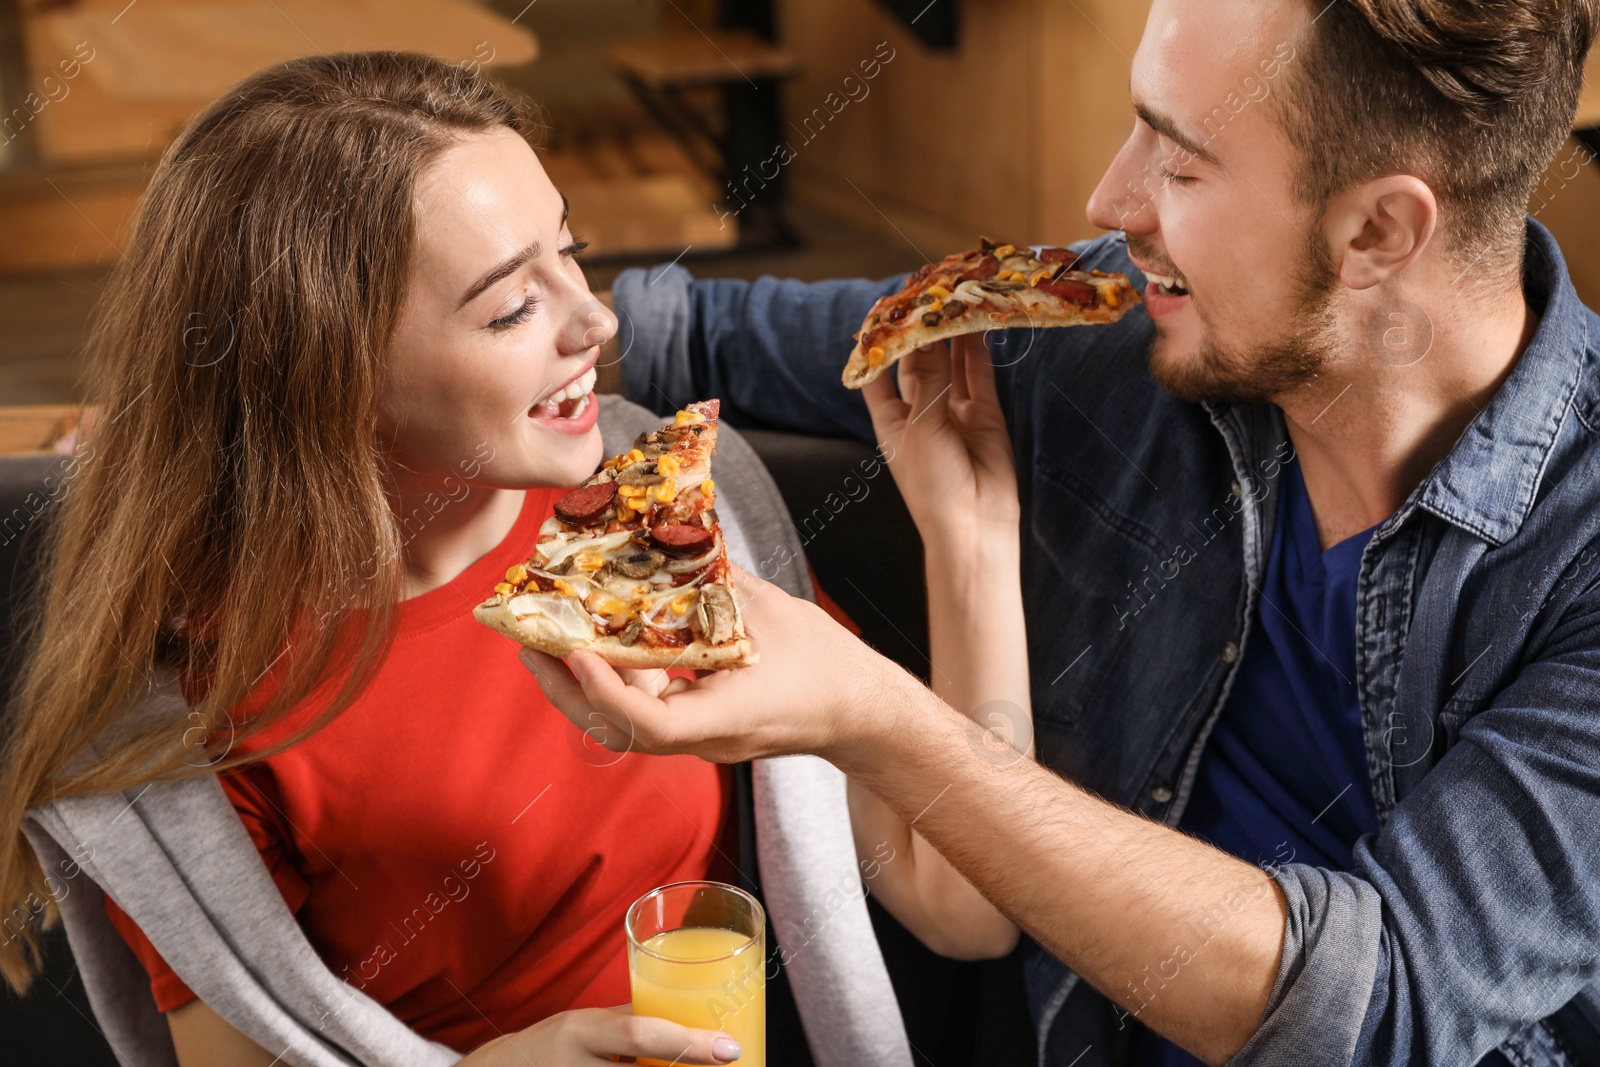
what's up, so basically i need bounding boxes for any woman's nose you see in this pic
[559,298,618,355]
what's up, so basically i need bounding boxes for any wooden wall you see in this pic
[776,0,1148,256]
[775,0,1600,312]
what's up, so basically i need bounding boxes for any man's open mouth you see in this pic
[530,366,597,420]
[1147,271,1190,297]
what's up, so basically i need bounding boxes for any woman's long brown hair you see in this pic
[0,51,531,992]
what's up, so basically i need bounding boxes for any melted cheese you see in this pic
[518,526,717,634]
[537,529,634,571]
[505,591,594,643]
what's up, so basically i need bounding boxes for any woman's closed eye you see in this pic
[488,295,541,332]
[486,237,589,331]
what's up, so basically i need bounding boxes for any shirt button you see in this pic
[1222,641,1240,664]
[1151,784,1174,803]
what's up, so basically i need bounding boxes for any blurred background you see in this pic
[3,0,1600,414]
[2,1,1600,1063]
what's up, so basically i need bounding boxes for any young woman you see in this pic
[0,50,1017,1067]
[0,51,743,1067]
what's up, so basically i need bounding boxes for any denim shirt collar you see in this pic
[1209,218,1592,551]
[1408,218,1592,547]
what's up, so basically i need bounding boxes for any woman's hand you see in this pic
[168,999,743,1067]
[862,333,1019,550]
[521,566,918,767]
[461,1005,745,1066]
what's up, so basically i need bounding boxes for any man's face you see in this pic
[1087,0,1339,405]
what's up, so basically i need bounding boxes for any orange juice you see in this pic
[631,927,765,1067]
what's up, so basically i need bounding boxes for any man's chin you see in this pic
[1145,336,1285,407]
[1145,336,1222,405]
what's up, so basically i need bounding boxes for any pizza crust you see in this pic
[842,292,1131,389]
[841,243,1141,389]
[474,595,755,669]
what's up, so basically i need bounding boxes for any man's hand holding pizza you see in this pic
[519,565,912,768]
[861,332,1021,550]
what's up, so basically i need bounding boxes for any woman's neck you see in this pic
[387,470,527,599]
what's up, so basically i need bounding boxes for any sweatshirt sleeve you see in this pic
[103,891,199,1012]
[102,764,311,1012]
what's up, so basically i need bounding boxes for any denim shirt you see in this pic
[612,218,1600,1067]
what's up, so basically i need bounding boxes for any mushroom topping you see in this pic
[612,547,666,579]
[636,430,677,458]
[693,584,738,645]
[616,464,665,487]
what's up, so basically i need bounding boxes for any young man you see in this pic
[528,1,1600,1064]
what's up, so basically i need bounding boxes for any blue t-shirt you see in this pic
[1137,458,1380,1067]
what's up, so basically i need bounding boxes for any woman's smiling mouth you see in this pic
[529,364,597,420]
[528,364,601,435]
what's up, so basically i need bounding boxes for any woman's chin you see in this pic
[523,427,605,487]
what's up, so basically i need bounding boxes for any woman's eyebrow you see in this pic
[457,197,572,310]
[459,242,540,309]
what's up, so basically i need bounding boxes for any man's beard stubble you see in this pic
[1127,233,1342,406]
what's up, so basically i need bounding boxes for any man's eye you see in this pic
[489,296,541,332]
[561,237,589,258]
[1159,165,1197,186]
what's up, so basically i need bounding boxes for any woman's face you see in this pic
[379,126,617,491]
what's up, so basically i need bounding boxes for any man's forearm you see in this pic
[837,679,1287,1065]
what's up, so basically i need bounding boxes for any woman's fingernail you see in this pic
[712,1037,742,1062]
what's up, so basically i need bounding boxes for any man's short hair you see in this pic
[1278,0,1599,279]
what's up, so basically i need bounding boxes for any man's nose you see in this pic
[1087,134,1158,236]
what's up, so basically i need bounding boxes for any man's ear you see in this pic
[1322,175,1437,291]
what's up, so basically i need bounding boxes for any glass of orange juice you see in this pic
[626,880,766,1067]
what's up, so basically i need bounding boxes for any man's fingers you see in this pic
[949,338,972,406]
[520,648,588,719]
[617,665,674,698]
[728,561,787,608]
[897,342,952,422]
[662,676,696,698]
[726,562,792,630]
[861,366,909,440]
[960,332,1001,406]
[726,561,768,594]
[566,651,680,752]
[524,649,646,755]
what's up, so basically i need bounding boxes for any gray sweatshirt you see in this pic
[23,397,915,1067]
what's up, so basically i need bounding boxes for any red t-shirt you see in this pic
[104,487,736,1053]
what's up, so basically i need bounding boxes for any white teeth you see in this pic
[1149,272,1188,293]
[545,366,598,405]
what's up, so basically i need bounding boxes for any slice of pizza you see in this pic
[474,400,755,670]
[842,239,1142,388]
